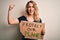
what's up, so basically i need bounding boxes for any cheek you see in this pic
[28,8,30,11]
[27,8,35,12]
[31,8,35,11]
[32,8,35,11]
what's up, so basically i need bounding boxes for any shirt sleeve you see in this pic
[18,17,21,23]
[39,18,42,23]
[18,16,27,23]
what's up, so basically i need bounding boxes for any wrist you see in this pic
[8,9,13,13]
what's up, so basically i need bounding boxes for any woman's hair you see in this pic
[25,0,40,21]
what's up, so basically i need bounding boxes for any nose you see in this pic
[30,7,33,10]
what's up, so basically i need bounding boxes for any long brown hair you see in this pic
[25,0,40,21]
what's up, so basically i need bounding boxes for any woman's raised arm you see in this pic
[8,4,19,25]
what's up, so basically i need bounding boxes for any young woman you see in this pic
[8,0,45,40]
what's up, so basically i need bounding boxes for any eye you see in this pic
[28,5,34,8]
[28,6,31,8]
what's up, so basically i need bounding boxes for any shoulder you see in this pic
[18,16,27,22]
[39,18,42,23]
[37,18,42,23]
[34,18,42,23]
[18,16,26,19]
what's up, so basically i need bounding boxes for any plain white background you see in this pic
[0,0,60,40]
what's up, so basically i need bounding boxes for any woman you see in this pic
[8,0,45,40]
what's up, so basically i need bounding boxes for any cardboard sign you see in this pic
[19,21,45,39]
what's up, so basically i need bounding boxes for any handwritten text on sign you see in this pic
[20,21,45,39]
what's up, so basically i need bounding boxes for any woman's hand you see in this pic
[8,3,15,11]
[41,28,45,36]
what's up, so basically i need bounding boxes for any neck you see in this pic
[28,14,33,17]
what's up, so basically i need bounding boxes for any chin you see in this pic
[30,13,33,15]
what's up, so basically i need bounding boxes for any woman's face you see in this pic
[27,3,35,15]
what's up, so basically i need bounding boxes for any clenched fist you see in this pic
[8,3,15,11]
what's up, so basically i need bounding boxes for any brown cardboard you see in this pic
[19,21,45,39]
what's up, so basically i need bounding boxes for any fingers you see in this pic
[8,3,15,11]
[41,28,45,35]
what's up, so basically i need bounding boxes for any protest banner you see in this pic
[19,21,45,39]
